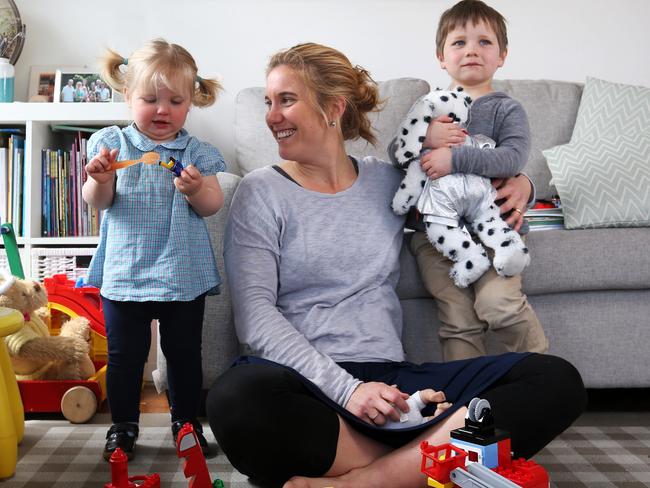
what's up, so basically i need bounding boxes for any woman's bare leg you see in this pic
[283,406,467,488]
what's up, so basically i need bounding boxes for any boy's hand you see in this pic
[421,147,452,180]
[423,115,466,149]
[85,147,117,185]
[174,164,203,196]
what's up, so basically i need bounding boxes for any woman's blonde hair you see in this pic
[267,43,380,144]
[101,38,222,107]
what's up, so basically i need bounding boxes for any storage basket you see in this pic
[30,247,96,282]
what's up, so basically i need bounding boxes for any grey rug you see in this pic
[2,413,649,487]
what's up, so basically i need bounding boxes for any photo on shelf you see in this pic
[27,65,59,102]
[53,68,112,103]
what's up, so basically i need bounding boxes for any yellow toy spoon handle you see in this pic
[110,152,160,170]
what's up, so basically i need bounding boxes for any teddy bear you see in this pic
[391,87,530,288]
[0,270,95,381]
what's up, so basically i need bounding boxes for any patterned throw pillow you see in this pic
[571,77,650,142]
[544,133,650,229]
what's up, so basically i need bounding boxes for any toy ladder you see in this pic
[0,223,25,279]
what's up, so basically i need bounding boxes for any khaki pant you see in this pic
[410,231,548,361]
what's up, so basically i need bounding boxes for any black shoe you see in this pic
[103,423,139,461]
[172,419,210,456]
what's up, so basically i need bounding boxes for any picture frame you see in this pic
[54,68,113,103]
[27,65,60,102]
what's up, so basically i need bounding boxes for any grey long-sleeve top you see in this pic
[451,92,531,177]
[389,92,531,177]
[223,157,407,407]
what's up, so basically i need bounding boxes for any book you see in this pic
[525,199,564,232]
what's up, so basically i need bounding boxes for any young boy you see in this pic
[392,0,548,361]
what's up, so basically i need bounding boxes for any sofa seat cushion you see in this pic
[396,228,650,299]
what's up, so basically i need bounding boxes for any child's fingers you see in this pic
[109,148,119,162]
[182,164,201,179]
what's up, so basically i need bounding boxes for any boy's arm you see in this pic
[452,100,531,178]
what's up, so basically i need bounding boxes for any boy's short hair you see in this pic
[436,0,508,57]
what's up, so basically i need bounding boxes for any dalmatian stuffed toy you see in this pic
[392,87,530,288]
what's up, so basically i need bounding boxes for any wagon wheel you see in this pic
[61,386,98,423]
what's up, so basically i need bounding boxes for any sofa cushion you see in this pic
[153,171,242,392]
[544,133,650,229]
[492,80,583,201]
[396,228,650,299]
[234,78,430,175]
[571,77,650,143]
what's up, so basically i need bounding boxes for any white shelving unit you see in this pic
[0,102,130,277]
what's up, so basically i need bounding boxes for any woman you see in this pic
[207,43,586,488]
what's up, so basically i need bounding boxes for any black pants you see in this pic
[103,295,205,423]
[207,354,586,487]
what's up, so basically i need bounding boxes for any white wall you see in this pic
[12,0,650,171]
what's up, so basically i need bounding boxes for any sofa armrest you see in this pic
[153,171,242,392]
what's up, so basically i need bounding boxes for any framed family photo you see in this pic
[53,68,113,103]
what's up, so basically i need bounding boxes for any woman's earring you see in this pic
[329,121,337,128]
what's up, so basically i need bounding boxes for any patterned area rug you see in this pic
[2,413,649,487]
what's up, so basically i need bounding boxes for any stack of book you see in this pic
[0,129,26,236]
[525,199,564,231]
[41,125,102,237]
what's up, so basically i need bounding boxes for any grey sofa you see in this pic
[155,78,650,399]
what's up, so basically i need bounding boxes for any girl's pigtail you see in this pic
[193,76,223,108]
[101,48,127,93]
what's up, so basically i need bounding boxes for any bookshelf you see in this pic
[0,102,130,278]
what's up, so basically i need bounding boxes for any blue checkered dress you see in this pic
[86,124,225,301]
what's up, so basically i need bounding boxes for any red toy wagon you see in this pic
[18,274,107,423]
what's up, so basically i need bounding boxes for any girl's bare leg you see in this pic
[283,406,468,488]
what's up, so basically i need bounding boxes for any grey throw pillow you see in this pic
[544,133,650,229]
[571,77,650,142]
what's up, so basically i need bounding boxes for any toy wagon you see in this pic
[17,274,107,423]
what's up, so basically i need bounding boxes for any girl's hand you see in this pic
[492,174,533,232]
[174,164,203,196]
[85,147,118,185]
[421,147,452,180]
[345,382,410,426]
[423,115,466,149]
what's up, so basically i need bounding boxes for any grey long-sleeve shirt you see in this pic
[223,157,407,407]
[451,92,531,177]
[389,91,530,177]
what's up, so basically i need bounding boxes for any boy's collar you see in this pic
[124,123,190,151]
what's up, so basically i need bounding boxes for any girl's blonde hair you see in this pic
[267,43,380,144]
[101,38,222,107]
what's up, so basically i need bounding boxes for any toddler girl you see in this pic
[82,38,225,460]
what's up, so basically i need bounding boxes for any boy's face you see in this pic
[438,20,506,89]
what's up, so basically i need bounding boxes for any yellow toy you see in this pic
[0,271,94,381]
[0,306,24,479]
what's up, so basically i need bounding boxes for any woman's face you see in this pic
[265,65,330,162]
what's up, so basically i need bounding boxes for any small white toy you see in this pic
[392,87,530,287]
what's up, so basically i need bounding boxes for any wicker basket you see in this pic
[30,247,96,282]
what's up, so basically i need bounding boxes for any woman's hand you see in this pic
[421,147,452,180]
[345,382,410,426]
[174,164,203,196]
[492,174,533,232]
[85,147,117,185]
[423,115,466,149]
